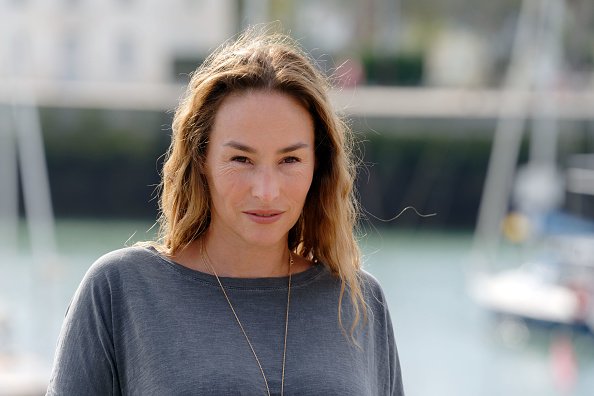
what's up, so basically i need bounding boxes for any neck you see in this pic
[199,232,290,278]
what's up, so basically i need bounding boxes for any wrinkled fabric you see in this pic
[47,246,404,395]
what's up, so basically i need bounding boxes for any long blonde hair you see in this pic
[157,27,365,334]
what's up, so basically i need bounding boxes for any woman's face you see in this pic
[204,90,315,249]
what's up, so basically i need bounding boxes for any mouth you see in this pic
[244,210,284,223]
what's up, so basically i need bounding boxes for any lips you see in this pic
[244,210,284,224]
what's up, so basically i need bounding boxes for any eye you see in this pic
[282,156,300,164]
[231,156,250,164]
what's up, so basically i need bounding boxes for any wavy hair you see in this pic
[156,27,364,334]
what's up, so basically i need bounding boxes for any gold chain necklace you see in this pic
[202,247,293,396]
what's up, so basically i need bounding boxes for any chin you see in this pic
[243,234,286,248]
[240,227,291,248]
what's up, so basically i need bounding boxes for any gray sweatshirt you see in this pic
[47,246,404,395]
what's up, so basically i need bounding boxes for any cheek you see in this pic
[209,166,244,200]
[287,168,314,202]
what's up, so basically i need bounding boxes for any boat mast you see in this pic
[472,0,566,269]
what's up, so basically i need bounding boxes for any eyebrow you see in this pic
[223,141,310,154]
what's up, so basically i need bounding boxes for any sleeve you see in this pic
[362,271,405,396]
[46,261,121,396]
[385,305,405,396]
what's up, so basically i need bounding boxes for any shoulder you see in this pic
[69,246,164,310]
[313,265,387,299]
[357,269,393,321]
[78,245,162,292]
[359,269,383,288]
[87,245,159,276]
[93,244,158,266]
[359,269,388,301]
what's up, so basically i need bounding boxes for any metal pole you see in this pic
[13,97,58,266]
[0,105,19,256]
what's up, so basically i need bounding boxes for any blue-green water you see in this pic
[1,220,593,395]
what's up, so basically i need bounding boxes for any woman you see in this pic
[47,28,404,395]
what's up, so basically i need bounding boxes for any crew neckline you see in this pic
[146,246,326,290]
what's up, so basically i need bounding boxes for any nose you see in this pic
[251,166,280,202]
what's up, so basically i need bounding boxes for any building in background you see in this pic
[0,0,235,84]
[2,0,593,89]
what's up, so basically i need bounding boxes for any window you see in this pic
[116,35,135,78]
[61,34,79,80]
[172,56,204,83]
[9,31,31,77]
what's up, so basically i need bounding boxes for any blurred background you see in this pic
[1,0,594,395]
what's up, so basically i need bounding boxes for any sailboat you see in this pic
[472,168,594,332]
[469,0,594,334]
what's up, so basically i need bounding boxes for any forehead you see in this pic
[209,90,314,147]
